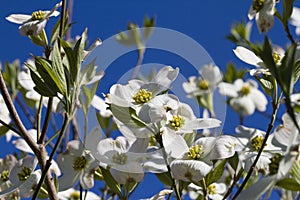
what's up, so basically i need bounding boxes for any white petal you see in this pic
[170,160,212,182]
[19,20,47,36]
[218,82,238,97]
[249,89,268,112]
[110,162,144,184]
[290,7,300,27]
[91,95,111,117]
[209,135,237,160]
[182,118,221,131]
[6,14,31,24]
[230,97,255,116]
[153,66,179,88]
[233,46,263,67]
[162,129,189,158]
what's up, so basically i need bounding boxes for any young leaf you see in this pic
[100,167,122,197]
[276,178,300,191]
[282,0,295,24]
[155,172,173,187]
[205,159,226,185]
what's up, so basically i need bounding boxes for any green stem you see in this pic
[232,99,280,199]
[38,97,53,144]
[37,96,43,141]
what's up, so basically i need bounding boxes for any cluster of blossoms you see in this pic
[2,0,300,200]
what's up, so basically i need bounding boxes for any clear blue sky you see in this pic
[0,0,299,199]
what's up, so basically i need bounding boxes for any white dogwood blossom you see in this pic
[96,136,145,184]
[235,126,281,174]
[57,140,99,191]
[6,2,62,36]
[233,46,284,76]
[219,79,267,116]
[182,64,222,97]
[248,0,278,32]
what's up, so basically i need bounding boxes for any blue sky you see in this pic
[1,0,300,199]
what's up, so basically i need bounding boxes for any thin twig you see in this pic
[232,100,280,199]
[32,113,70,200]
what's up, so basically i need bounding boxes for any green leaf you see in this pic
[258,36,277,77]
[276,178,300,191]
[0,126,9,138]
[293,60,300,83]
[81,80,99,115]
[155,172,173,186]
[223,63,245,83]
[278,44,296,97]
[96,111,111,130]
[73,29,88,83]
[25,59,59,97]
[79,58,97,86]
[254,74,276,97]
[29,35,47,46]
[205,159,226,185]
[100,167,121,196]
[228,152,240,172]
[110,104,146,128]
[3,60,19,98]
[282,0,295,24]
[52,41,68,95]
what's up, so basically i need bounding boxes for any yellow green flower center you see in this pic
[17,167,32,182]
[252,0,264,12]
[273,52,281,64]
[0,170,9,182]
[31,10,45,20]
[133,89,152,104]
[269,153,283,175]
[169,115,185,131]
[251,135,265,151]
[198,80,209,90]
[69,191,80,200]
[188,145,203,160]
[112,152,127,165]
[73,156,87,171]
[207,184,217,195]
[239,85,251,96]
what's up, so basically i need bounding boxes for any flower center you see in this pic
[17,167,32,182]
[269,153,283,175]
[273,52,281,64]
[207,184,217,195]
[188,145,203,160]
[133,89,152,104]
[112,152,127,165]
[68,191,80,200]
[251,135,265,151]
[252,0,264,12]
[198,80,209,90]
[0,170,9,182]
[169,115,185,131]
[73,156,87,171]
[239,85,251,96]
[31,10,45,20]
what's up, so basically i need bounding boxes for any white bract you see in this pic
[57,140,99,191]
[96,136,145,184]
[273,112,300,147]
[58,188,101,200]
[0,155,17,192]
[219,79,267,116]
[0,94,11,129]
[290,7,300,36]
[182,64,222,97]
[6,2,62,36]
[248,0,278,32]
